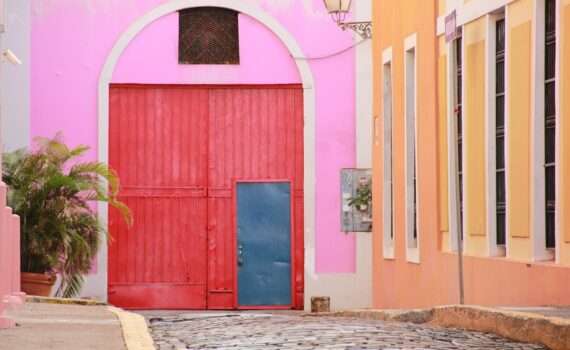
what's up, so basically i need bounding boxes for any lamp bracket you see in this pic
[339,21,372,39]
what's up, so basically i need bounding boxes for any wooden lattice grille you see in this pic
[179,7,240,65]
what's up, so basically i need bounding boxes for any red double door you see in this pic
[108,85,304,309]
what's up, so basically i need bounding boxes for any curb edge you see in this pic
[108,306,156,350]
[26,296,106,306]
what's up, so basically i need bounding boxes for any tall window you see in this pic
[496,19,506,246]
[545,0,556,248]
[383,58,394,257]
[405,44,418,254]
[456,36,464,239]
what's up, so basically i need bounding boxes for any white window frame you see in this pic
[554,0,562,264]
[530,0,560,262]
[485,11,508,257]
[404,34,420,263]
[447,32,465,253]
[382,47,395,260]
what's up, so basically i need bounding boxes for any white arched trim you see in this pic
[93,0,316,306]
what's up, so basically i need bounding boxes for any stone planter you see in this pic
[21,272,56,297]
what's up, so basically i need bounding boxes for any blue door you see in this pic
[236,182,292,307]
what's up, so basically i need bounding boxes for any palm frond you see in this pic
[2,133,133,298]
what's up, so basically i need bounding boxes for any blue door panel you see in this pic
[237,182,292,306]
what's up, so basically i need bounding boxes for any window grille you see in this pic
[545,0,556,249]
[179,7,240,65]
[496,19,506,246]
[456,36,463,239]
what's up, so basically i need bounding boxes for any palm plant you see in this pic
[2,134,132,298]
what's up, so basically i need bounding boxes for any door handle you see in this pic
[238,244,244,266]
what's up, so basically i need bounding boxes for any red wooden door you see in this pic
[108,85,304,310]
[108,86,209,309]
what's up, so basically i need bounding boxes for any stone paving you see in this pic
[147,312,547,350]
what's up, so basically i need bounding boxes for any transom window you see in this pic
[179,7,240,65]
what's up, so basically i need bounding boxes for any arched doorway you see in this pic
[98,0,316,310]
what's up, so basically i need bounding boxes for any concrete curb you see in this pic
[26,295,106,306]
[333,308,433,324]
[336,305,570,350]
[108,307,155,350]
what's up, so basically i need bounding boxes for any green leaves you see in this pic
[348,183,372,210]
[2,134,132,298]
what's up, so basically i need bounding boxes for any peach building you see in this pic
[372,0,570,308]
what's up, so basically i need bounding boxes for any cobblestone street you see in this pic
[146,313,547,350]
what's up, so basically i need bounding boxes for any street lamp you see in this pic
[323,0,372,39]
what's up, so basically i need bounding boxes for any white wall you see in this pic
[1,0,30,151]
[305,0,373,311]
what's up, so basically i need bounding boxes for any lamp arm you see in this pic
[339,21,373,39]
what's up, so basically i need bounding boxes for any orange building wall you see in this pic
[372,0,570,309]
[437,34,450,252]
[507,0,533,260]
[463,17,487,256]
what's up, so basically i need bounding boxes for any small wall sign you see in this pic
[340,168,372,233]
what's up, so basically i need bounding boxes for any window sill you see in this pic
[383,244,395,260]
[406,247,420,264]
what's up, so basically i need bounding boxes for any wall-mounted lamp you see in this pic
[323,0,372,39]
[2,49,22,65]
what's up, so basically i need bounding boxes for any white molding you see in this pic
[382,47,394,260]
[91,0,317,303]
[382,47,392,65]
[554,0,562,263]
[437,0,516,36]
[404,33,417,52]
[355,0,373,169]
[447,35,465,253]
[461,22,468,250]
[485,12,507,258]
[447,40,459,252]
[404,33,420,264]
[530,0,555,262]
[504,4,512,259]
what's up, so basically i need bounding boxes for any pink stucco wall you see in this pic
[31,0,356,273]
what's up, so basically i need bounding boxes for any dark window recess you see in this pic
[496,19,506,246]
[414,165,418,240]
[456,36,464,240]
[545,0,556,249]
[179,7,240,65]
[390,156,394,240]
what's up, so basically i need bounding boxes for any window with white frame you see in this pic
[405,35,419,263]
[531,0,558,261]
[454,34,464,244]
[486,12,507,257]
[495,18,507,248]
[544,0,557,250]
[382,48,394,259]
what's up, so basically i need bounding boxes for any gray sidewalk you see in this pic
[0,302,126,350]
[502,306,570,320]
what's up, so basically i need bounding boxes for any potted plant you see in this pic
[2,134,131,298]
[348,180,372,213]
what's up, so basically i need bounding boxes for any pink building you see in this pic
[0,0,24,328]
[26,0,373,310]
